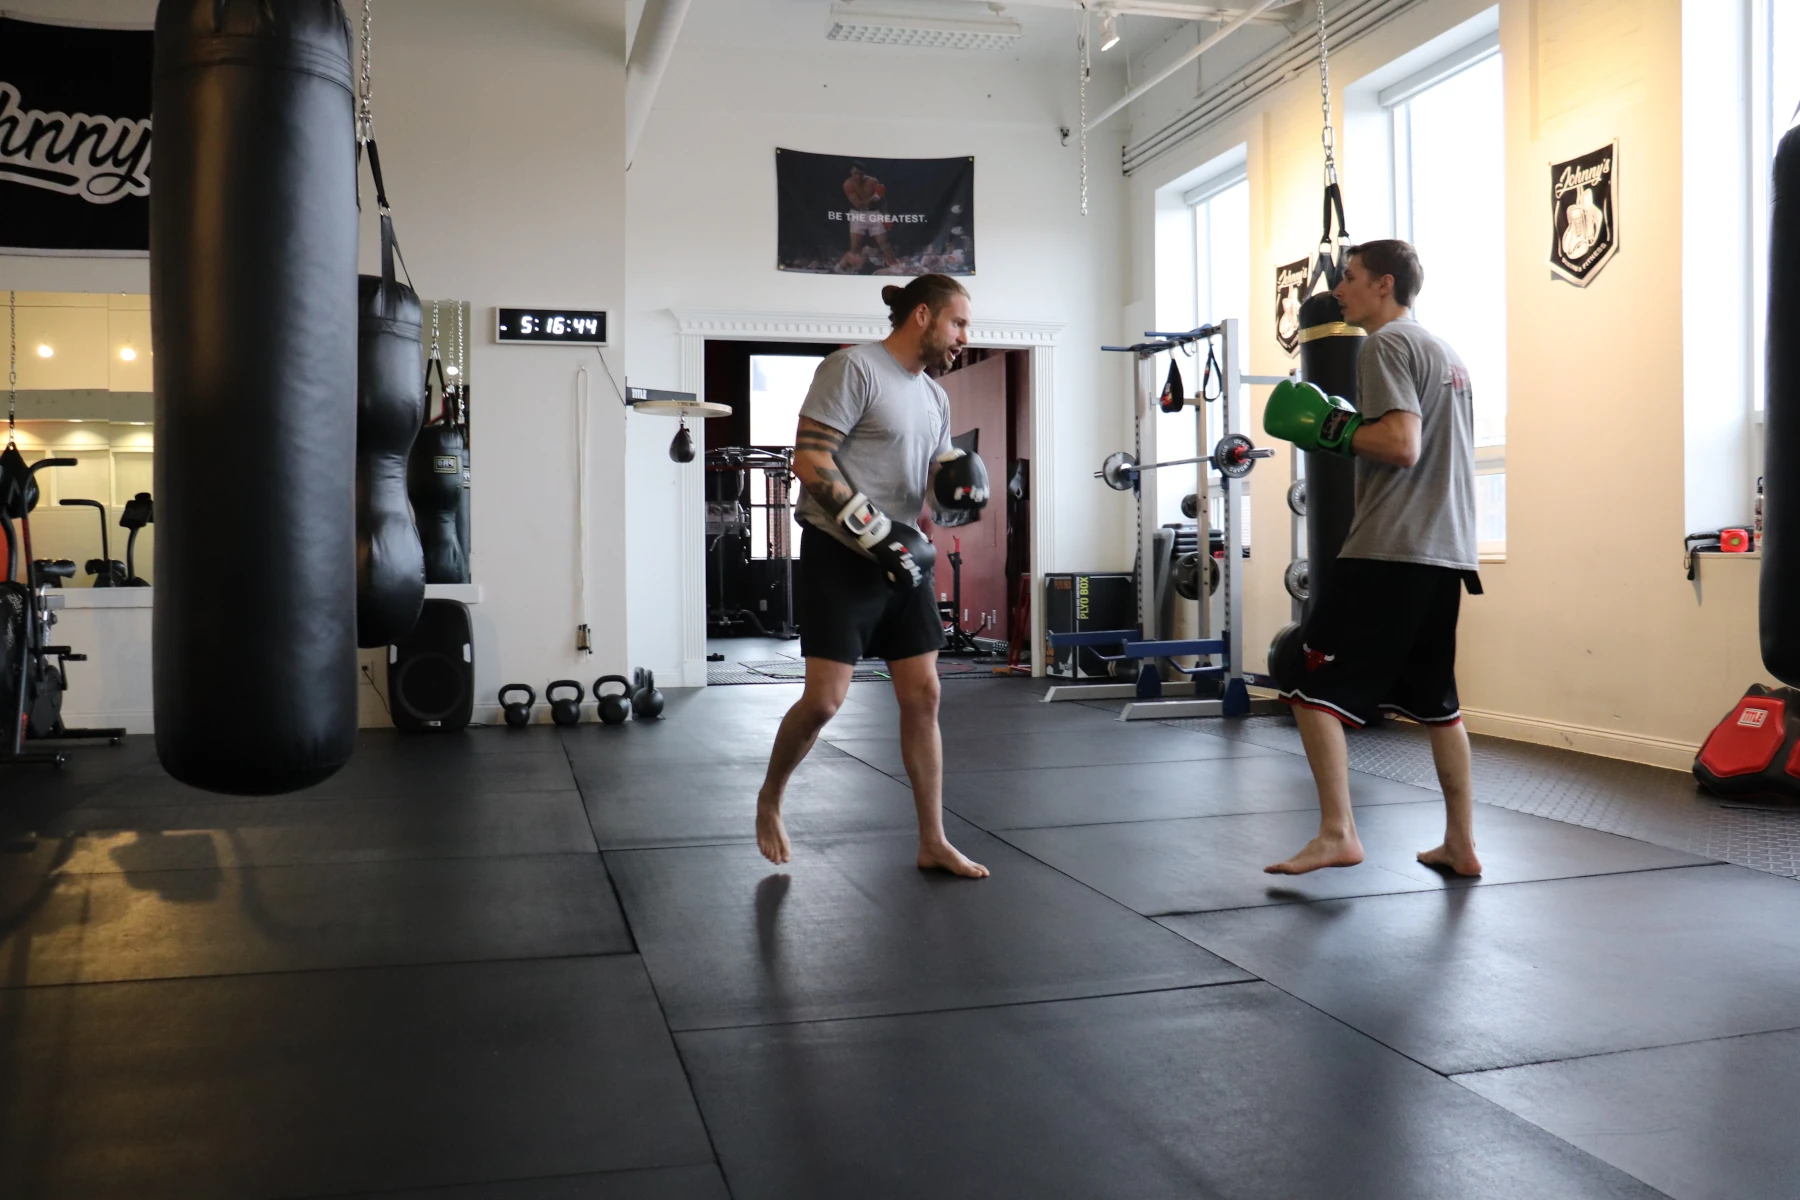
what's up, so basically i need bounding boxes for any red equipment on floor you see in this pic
[1693,684,1800,802]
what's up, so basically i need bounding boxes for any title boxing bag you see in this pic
[410,392,469,584]
[151,0,359,795]
[1297,291,1365,624]
[452,385,472,572]
[1763,126,1800,684]
[356,195,427,647]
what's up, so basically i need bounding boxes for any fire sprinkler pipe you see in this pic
[1083,0,1289,131]
[626,0,693,168]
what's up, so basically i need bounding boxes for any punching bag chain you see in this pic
[1317,0,1336,187]
[429,299,441,363]
[7,289,15,440]
[357,0,375,146]
[1078,7,1090,217]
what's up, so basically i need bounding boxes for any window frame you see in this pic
[1382,34,1507,559]
[1184,167,1250,523]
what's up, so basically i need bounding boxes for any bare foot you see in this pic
[918,839,989,878]
[1417,842,1482,877]
[756,793,791,865]
[1264,832,1365,875]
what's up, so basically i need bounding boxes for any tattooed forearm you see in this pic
[802,465,855,511]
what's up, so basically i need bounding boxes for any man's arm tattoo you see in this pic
[803,464,855,512]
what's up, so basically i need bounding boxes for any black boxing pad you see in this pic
[1764,127,1800,683]
[1297,291,1364,624]
[356,206,427,648]
[151,0,360,795]
[411,414,469,584]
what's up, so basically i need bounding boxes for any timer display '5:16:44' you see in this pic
[515,314,599,336]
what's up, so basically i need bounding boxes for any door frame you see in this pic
[672,308,1065,686]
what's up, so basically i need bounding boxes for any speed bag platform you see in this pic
[387,600,474,732]
[1693,684,1800,803]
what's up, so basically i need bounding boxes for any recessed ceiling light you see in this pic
[446,365,460,377]
[37,344,53,358]
[120,346,137,361]
[826,3,1023,51]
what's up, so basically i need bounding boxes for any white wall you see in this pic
[3,0,628,727]
[625,23,1135,684]
[1125,0,1766,766]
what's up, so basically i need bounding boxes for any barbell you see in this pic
[1096,433,1275,492]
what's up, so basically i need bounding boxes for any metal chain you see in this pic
[1317,0,1336,185]
[455,300,464,383]
[429,299,441,362]
[1079,9,1090,217]
[7,288,16,438]
[357,0,374,145]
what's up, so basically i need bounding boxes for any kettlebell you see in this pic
[593,675,632,726]
[499,683,536,728]
[546,680,584,727]
[630,667,665,720]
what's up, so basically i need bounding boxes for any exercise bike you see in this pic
[1,456,126,768]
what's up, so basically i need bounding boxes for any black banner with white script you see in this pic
[1274,256,1309,357]
[0,17,153,255]
[1548,140,1618,287]
[776,149,974,276]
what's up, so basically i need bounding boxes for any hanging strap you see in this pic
[1308,181,1349,293]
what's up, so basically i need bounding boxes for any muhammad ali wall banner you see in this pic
[1274,256,1309,357]
[0,16,153,256]
[776,149,974,276]
[1549,140,1618,287]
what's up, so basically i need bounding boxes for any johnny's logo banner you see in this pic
[1549,140,1618,286]
[1275,257,1309,357]
[776,149,974,277]
[0,17,152,255]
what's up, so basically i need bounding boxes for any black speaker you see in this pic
[387,599,474,732]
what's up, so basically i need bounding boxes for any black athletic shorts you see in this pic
[798,524,945,664]
[1280,557,1477,729]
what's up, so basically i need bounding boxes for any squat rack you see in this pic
[1045,317,1291,721]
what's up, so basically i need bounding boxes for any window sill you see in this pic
[1478,551,1506,565]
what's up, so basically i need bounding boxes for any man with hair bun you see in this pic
[1260,238,1484,878]
[756,274,992,878]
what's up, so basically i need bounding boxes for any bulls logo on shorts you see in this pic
[1302,644,1335,673]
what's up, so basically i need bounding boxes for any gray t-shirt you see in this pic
[1338,317,1478,570]
[796,341,952,555]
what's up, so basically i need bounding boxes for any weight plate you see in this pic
[1284,558,1310,602]
[1180,492,1199,520]
[1207,555,1221,595]
[1174,552,1201,601]
[1100,450,1138,491]
[1214,433,1257,478]
[1287,478,1306,516]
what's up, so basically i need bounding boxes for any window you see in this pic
[748,353,823,558]
[1154,170,1251,531]
[1751,0,1800,415]
[1387,43,1507,554]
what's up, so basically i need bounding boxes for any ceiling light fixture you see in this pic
[826,3,1024,51]
[446,365,460,377]
[120,346,137,362]
[36,344,53,358]
[1099,10,1120,51]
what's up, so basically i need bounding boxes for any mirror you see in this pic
[3,291,476,588]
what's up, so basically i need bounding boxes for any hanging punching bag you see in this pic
[151,0,359,794]
[1297,291,1365,624]
[410,390,470,584]
[1765,126,1800,682]
[356,192,427,647]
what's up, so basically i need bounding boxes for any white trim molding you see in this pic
[1459,706,1700,772]
[673,307,1065,684]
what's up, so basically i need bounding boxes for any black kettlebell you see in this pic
[630,667,665,720]
[546,680,584,727]
[499,684,536,728]
[593,675,632,726]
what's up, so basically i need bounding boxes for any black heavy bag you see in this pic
[355,150,427,647]
[411,376,469,584]
[151,0,360,795]
[1763,127,1800,683]
[452,384,472,571]
[1297,291,1364,624]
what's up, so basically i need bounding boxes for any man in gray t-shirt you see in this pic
[754,275,992,881]
[1261,240,1484,880]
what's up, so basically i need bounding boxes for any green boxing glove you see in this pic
[1263,379,1362,457]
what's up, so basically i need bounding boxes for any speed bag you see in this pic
[1693,684,1800,803]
